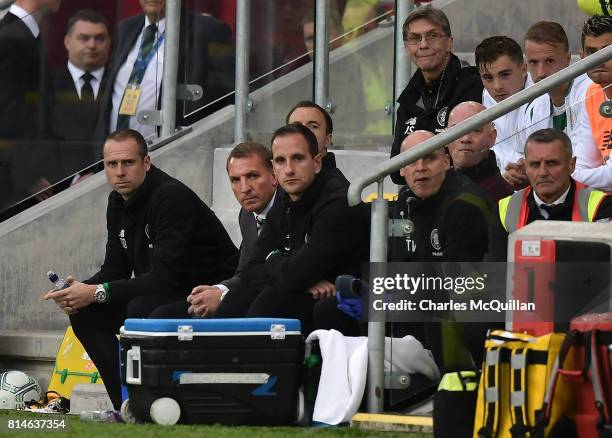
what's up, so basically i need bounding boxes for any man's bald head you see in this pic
[448,101,488,125]
[399,130,450,199]
[447,101,496,170]
[400,130,436,153]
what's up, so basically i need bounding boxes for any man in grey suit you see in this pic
[186,142,277,317]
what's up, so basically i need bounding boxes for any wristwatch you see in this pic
[94,284,108,304]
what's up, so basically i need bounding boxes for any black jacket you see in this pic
[487,179,612,262]
[0,12,48,140]
[389,170,492,262]
[390,54,483,184]
[323,151,350,187]
[50,65,108,142]
[49,65,109,177]
[243,170,369,293]
[87,165,238,302]
[456,151,513,203]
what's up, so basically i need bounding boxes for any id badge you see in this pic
[119,86,142,116]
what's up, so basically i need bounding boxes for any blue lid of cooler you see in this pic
[123,318,301,333]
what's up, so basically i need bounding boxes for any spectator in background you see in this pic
[99,0,234,139]
[389,7,482,185]
[571,15,612,191]
[475,35,532,184]
[504,22,593,191]
[50,9,110,178]
[341,0,378,41]
[0,0,61,209]
[0,0,60,139]
[301,7,344,59]
[447,101,513,202]
[518,22,592,184]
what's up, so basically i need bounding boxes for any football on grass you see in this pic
[0,371,42,410]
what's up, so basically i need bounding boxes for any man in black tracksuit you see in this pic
[242,124,369,334]
[389,130,493,370]
[44,129,238,409]
[389,169,491,263]
[390,7,482,185]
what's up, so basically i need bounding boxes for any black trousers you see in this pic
[216,284,261,318]
[69,295,181,409]
[150,283,262,319]
[246,285,317,335]
[148,300,190,318]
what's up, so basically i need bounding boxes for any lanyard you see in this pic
[129,31,165,86]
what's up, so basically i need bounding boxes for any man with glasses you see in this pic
[389,7,482,185]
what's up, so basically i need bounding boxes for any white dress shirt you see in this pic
[252,191,276,228]
[67,62,105,100]
[110,17,166,139]
[9,4,39,37]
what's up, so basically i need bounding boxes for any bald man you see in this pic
[390,130,492,262]
[447,102,513,202]
[388,130,494,369]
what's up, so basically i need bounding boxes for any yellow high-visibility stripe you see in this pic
[587,190,606,221]
[498,195,512,231]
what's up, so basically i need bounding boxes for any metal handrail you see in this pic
[159,0,181,137]
[348,43,612,206]
[314,0,331,112]
[234,0,250,143]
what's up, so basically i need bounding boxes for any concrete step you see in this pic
[0,330,64,392]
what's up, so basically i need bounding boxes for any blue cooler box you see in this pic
[120,318,304,425]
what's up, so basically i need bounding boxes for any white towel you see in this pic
[305,330,440,425]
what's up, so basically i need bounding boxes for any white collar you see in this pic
[67,61,105,84]
[9,4,40,37]
[533,184,571,207]
[144,16,166,34]
[253,190,277,221]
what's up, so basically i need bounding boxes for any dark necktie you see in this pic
[255,215,265,232]
[540,204,564,219]
[117,23,158,130]
[80,72,94,103]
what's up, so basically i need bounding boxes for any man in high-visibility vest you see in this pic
[487,128,612,261]
[572,15,612,191]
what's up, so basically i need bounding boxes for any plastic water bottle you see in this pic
[79,410,121,422]
[47,271,68,290]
